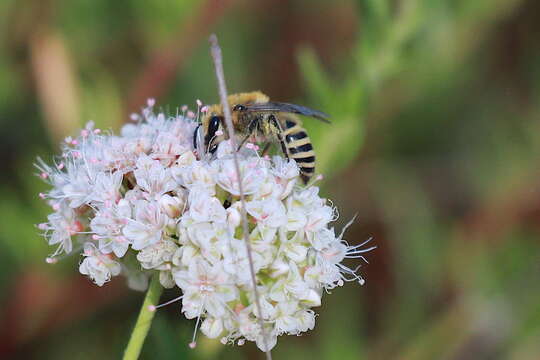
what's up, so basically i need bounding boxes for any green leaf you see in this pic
[297,49,365,178]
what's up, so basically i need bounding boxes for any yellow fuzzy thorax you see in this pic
[206,91,269,116]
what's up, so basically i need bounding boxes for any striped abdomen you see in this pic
[282,118,315,184]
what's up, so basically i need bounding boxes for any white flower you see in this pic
[151,132,190,167]
[214,158,266,196]
[136,239,178,270]
[134,155,176,199]
[91,171,123,205]
[175,151,196,167]
[318,239,347,264]
[91,199,131,257]
[173,260,238,318]
[246,198,287,228]
[184,192,227,224]
[42,205,82,254]
[79,243,121,286]
[222,238,266,285]
[304,260,342,289]
[292,309,316,334]
[201,317,224,339]
[267,156,299,199]
[226,206,242,231]
[308,227,335,251]
[274,301,300,334]
[61,168,95,208]
[159,270,175,288]
[159,193,186,219]
[280,232,309,263]
[269,261,321,306]
[184,222,226,264]
[305,205,334,233]
[174,161,216,195]
[255,326,278,352]
[123,200,166,250]
[37,102,373,352]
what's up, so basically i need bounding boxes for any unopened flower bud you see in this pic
[226,207,242,229]
[201,317,224,338]
[159,194,184,219]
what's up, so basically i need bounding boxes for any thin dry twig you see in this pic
[209,34,272,359]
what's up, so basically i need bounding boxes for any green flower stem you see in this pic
[123,274,163,360]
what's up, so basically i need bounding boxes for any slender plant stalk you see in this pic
[123,274,163,360]
[209,34,272,360]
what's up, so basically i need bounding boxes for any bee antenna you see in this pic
[205,132,223,155]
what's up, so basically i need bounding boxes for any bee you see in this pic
[193,91,329,184]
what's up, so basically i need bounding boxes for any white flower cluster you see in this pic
[36,100,374,351]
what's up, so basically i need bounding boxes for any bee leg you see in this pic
[237,118,259,151]
[237,134,251,151]
[261,143,272,156]
[277,134,289,160]
[268,115,289,160]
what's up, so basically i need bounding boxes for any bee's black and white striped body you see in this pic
[281,117,316,183]
[195,91,329,184]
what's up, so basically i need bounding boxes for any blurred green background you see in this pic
[1,0,540,359]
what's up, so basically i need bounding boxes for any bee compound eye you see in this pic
[204,116,222,152]
[206,116,221,141]
[233,104,246,112]
[208,116,221,136]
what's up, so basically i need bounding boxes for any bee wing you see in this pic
[244,102,330,123]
